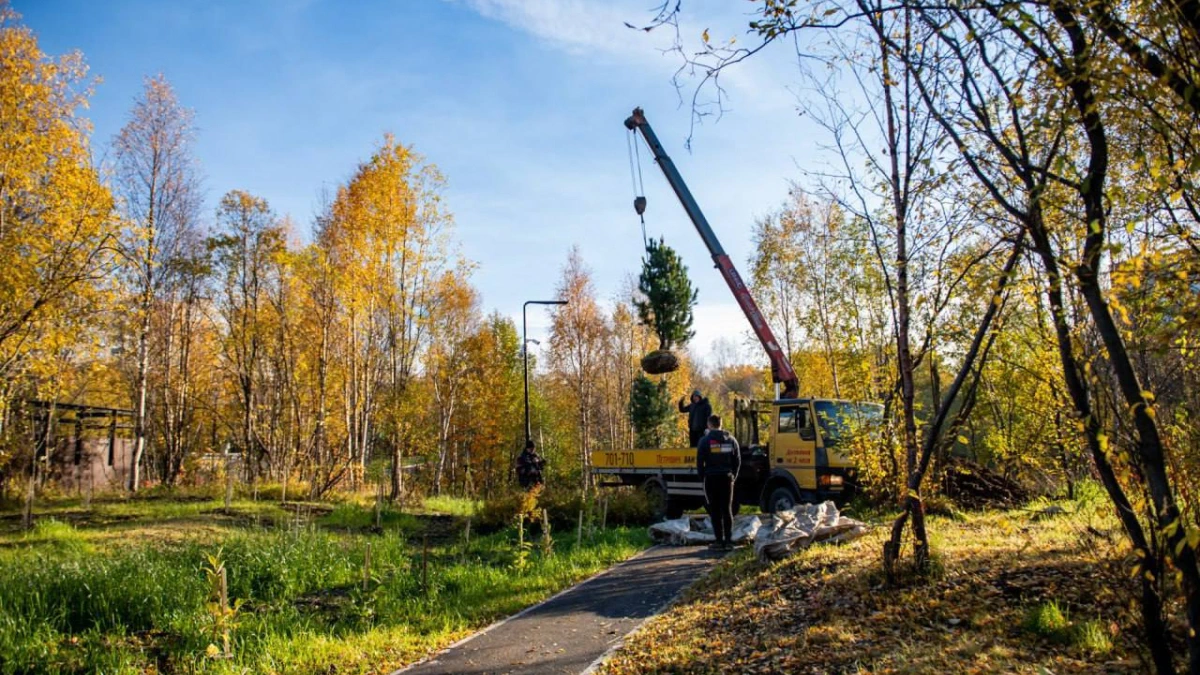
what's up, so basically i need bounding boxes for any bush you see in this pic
[923,494,966,521]
[537,488,584,529]
[476,486,545,532]
[604,489,654,526]
[250,481,311,502]
[475,486,655,535]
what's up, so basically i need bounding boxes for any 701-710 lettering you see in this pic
[603,452,635,466]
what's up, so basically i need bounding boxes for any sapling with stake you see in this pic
[203,549,240,660]
[629,374,674,448]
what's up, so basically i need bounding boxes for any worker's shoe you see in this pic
[707,541,723,550]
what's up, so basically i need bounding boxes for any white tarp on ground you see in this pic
[753,501,868,562]
[648,514,762,546]
[648,501,868,562]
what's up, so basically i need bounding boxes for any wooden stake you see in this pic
[518,512,524,548]
[577,509,583,547]
[22,473,33,531]
[362,543,372,592]
[224,457,234,510]
[601,497,608,531]
[374,482,383,530]
[422,535,429,595]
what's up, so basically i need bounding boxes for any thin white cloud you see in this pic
[459,0,673,57]
[456,0,798,112]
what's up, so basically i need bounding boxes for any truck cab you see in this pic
[738,398,882,513]
[592,398,883,518]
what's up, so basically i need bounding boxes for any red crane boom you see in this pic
[624,107,800,399]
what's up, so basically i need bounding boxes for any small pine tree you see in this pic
[629,374,674,448]
[634,238,697,350]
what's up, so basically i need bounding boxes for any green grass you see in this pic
[421,495,482,517]
[1071,619,1113,655]
[0,500,649,675]
[1022,600,1115,655]
[1023,600,1071,641]
[0,495,291,533]
[318,502,420,531]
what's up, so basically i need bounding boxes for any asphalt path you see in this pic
[394,545,725,675]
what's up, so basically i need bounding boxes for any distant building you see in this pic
[29,401,135,493]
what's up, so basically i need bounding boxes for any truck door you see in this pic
[772,402,818,491]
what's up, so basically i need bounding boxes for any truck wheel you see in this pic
[643,481,669,520]
[766,485,799,514]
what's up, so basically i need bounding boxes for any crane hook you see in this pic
[634,196,647,216]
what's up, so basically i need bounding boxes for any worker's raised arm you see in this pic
[678,397,690,413]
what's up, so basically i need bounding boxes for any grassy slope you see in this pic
[0,495,647,675]
[601,491,1188,674]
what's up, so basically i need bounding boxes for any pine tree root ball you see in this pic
[640,349,680,375]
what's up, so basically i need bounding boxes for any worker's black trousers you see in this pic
[704,474,735,544]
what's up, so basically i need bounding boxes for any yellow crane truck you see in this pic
[592,398,882,518]
[594,108,881,517]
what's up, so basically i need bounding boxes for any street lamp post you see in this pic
[523,299,567,446]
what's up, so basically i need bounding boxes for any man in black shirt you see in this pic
[696,414,740,551]
[515,440,545,489]
[678,389,713,448]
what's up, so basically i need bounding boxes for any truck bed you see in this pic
[591,448,697,474]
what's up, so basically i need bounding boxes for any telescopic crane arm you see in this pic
[624,107,800,399]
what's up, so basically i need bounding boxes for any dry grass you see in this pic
[600,497,1186,674]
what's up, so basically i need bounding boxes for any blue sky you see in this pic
[21,0,826,365]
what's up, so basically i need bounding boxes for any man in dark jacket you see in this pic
[696,414,741,551]
[678,389,713,447]
[515,440,545,489]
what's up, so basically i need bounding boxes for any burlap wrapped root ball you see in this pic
[640,349,680,375]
